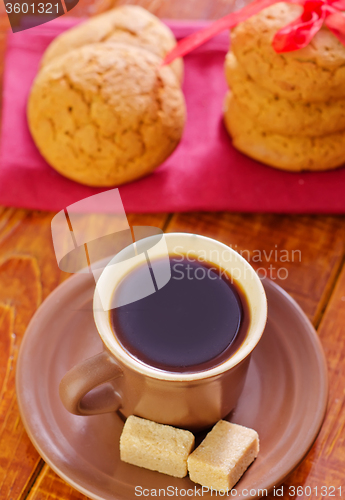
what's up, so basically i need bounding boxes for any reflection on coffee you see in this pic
[110,255,250,373]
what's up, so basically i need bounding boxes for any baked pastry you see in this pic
[225,52,345,137]
[28,43,186,187]
[224,92,345,171]
[231,2,345,102]
[120,416,195,478]
[40,5,183,83]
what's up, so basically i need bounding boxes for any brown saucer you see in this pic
[16,274,328,500]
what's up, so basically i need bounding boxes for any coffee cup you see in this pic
[59,232,267,431]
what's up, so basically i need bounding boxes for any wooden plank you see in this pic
[26,464,87,500]
[0,257,43,500]
[263,258,345,498]
[307,267,345,488]
[0,208,168,500]
[166,212,345,323]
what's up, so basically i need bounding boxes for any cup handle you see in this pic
[59,351,123,416]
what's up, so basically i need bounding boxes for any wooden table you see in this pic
[0,1,345,499]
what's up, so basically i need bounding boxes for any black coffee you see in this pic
[110,255,249,373]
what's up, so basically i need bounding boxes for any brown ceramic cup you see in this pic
[59,233,267,431]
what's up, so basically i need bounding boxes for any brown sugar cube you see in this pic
[120,415,195,478]
[187,420,259,491]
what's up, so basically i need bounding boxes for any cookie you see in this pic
[28,43,186,187]
[225,52,345,137]
[40,5,183,83]
[231,2,345,102]
[224,92,345,171]
[120,416,195,478]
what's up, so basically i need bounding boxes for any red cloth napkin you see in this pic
[1,18,345,214]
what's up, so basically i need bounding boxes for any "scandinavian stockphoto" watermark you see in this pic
[172,245,301,282]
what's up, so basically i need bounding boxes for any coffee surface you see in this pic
[110,256,248,372]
